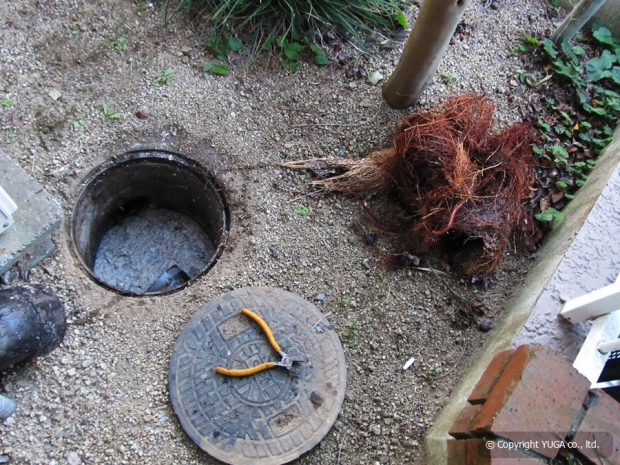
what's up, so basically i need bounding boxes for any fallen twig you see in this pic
[312,311,332,330]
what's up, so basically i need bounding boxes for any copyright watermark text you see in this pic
[480,433,613,459]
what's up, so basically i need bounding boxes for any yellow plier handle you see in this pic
[241,308,282,352]
[214,308,284,377]
[214,362,275,377]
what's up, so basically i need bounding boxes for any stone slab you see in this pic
[0,150,61,274]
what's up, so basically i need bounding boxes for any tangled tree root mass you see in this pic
[284,95,539,276]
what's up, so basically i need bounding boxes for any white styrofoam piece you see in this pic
[560,273,620,324]
[597,338,620,354]
[0,185,18,235]
[573,310,620,384]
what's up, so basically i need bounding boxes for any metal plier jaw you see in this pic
[274,350,307,372]
[214,308,307,377]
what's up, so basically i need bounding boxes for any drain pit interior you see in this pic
[71,150,228,295]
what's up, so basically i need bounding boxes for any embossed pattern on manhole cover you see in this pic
[169,287,347,465]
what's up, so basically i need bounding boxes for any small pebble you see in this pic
[314,293,325,302]
[67,452,81,465]
[367,71,384,85]
[478,318,493,332]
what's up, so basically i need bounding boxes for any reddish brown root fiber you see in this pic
[284,95,539,276]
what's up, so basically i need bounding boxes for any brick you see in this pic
[447,439,467,465]
[573,389,620,464]
[471,345,590,459]
[471,345,539,431]
[449,405,482,438]
[468,349,515,405]
[447,439,546,465]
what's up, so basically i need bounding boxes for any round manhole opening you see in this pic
[71,150,228,296]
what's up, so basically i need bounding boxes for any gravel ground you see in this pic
[0,1,556,464]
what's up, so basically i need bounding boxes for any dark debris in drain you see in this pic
[93,207,214,294]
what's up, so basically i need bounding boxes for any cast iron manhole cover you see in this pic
[169,287,346,465]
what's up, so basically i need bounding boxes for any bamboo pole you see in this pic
[382,0,470,109]
[551,0,608,44]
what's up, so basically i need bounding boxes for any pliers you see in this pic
[214,308,306,377]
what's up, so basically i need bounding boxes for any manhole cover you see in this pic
[169,287,346,465]
[70,150,228,296]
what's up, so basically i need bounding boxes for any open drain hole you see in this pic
[71,150,228,296]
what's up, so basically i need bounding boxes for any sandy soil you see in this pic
[0,1,555,464]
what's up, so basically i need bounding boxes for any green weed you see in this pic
[341,323,358,345]
[204,35,242,60]
[427,362,443,377]
[111,36,128,51]
[441,72,457,84]
[102,104,122,120]
[294,204,310,219]
[535,207,564,224]
[155,68,173,86]
[203,62,229,76]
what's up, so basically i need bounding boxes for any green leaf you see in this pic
[590,107,608,116]
[286,42,302,53]
[227,35,243,52]
[203,62,229,76]
[559,111,571,124]
[612,66,620,85]
[573,45,585,56]
[537,119,551,133]
[294,204,309,219]
[395,10,408,29]
[261,35,275,52]
[556,180,569,190]
[284,47,300,61]
[532,145,543,156]
[593,26,615,45]
[554,59,584,85]
[288,61,300,72]
[549,144,569,159]
[585,50,616,80]
[535,207,564,223]
[1,99,11,107]
[204,36,229,60]
[561,40,579,64]
[524,34,539,46]
[310,44,328,65]
[564,193,575,200]
[541,38,558,59]
[279,39,302,62]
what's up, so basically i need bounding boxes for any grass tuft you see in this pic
[165,0,405,46]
